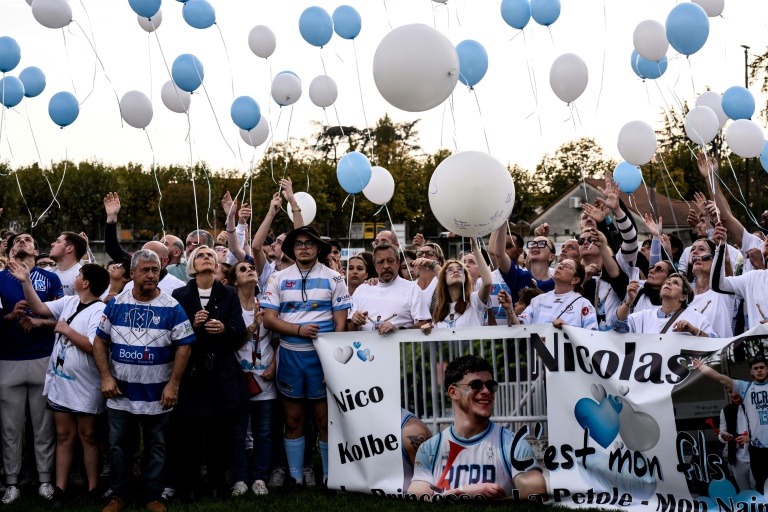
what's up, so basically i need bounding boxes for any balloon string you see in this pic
[144,129,166,239]
[304,107,327,194]
[382,0,394,30]
[72,21,122,125]
[197,158,215,229]
[440,101,447,148]
[652,159,681,232]
[383,204,413,280]
[0,80,6,169]
[280,104,295,185]
[594,0,607,114]
[60,30,80,101]
[345,194,356,279]
[353,40,376,165]
[198,78,238,163]
[267,58,275,182]
[713,165,756,228]
[471,88,491,154]
[521,31,543,138]
[147,33,154,107]
[188,130,200,235]
[567,104,589,203]
[23,98,58,208]
[74,0,98,107]
[430,1,436,28]
[639,175,674,263]
[33,130,69,227]
[447,92,458,153]
[656,152,691,209]
[269,107,284,186]
[724,150,762,228]
[687,57,697,98]
[214,23,236,104]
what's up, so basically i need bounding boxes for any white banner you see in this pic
[316,324,768,509]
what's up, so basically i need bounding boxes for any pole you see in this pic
[742,45,751,225]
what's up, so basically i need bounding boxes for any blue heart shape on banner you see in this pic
[353,341,361,349]
[574,395,622,448]
[357,349,370,362]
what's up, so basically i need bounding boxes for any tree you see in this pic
[508,164,544,224]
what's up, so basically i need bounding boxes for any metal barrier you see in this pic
[399,336,548,437]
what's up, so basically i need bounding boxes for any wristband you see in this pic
[293,207,302,213]
[430,260,437,271]
[297,325,302,337]
[226,228,236,233]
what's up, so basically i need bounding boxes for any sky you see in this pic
[1,0,768,176]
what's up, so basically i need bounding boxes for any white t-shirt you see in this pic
[621,306,716,336]
[520,290,598,329]
[350,276,428,331]
[55,263,82,297]
[44,295,107,414]
[712,245,768,330]
[433,291,489,329]
[591,258,640,332]
[689,289,735,338]
[123,272,186,296]
[739,228,765,274]
[418,276,438,316]
[235,307,277,401]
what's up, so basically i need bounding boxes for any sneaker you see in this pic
[161,487,175,500]
[102,496,127,512]
[101,487,114,500]
[145,500,167,512]
[51,486,67,509]
[1,486,20,505]
[251,480,268,496]
[283,477,305,490]
[231,481,248,497]
[267,467,285,488]
[303,467,316,487]
[39,482,55,500]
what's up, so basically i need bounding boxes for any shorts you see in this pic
[276,347,326,400]
[46,399,95,416]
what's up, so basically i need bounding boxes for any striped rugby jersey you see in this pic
[96,289,195,415]
[263,263,350,351]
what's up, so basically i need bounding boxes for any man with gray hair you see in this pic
[93,250,194,512]
[184,230,214,259]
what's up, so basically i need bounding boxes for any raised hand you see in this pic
[221,191,237,218]
[712,223,728,245]
[104,192,121,222]
[642,213,663,238]
[696,151,718,178]
[596,173,620,212]
[660,234,672,257]
[687,209,701,229]
[693,191,709,219]
[280,177,295,203]
[238,203,252,225]
[533,223,550,237]
[581,202,607,223]
[8,260,31,283]
[412,233,425,249]
[626,280,640,303]
[268,192,282,216]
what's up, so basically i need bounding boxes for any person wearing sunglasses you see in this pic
[686,238,736,338]
[408,355,545,500]
[692,355,768,493]
[410,243,445,313]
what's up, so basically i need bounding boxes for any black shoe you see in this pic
[283,478,305,492]
[51,487,67,509]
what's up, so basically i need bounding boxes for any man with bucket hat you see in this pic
[262,226,350,488]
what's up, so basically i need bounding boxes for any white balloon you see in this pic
[309,75,338,108]
[696,91,728,129]
[428,151,515,237]
[119,90,153,129]
[684,106,719,145]
[25,0,32,5]
[726,119,765,158]
[373,24,459,113]
[363,166,395,205]
[617,121,657,166]
[692,0,724,17]
[632,20,668,62]
[248,25,276,59]
[549,53,588,104]
[239,116,269,147]
[287,192,317,225]
[271,73,302,107]
[32,0,72,29]
[161,81,190,114]
[137,9,162,32]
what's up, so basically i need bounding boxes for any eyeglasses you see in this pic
[372,239,390,247]
[445,267,463,275]
[294,240,316,249]
[526,240,550,249]
[505,242,516,249]
[37,261,57,269]
[556,262,575,271]
[691,254,713,263]
[417,250,436,258]
[454,379,499,394]
[648,265,670,274]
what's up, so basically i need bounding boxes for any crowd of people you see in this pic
[0,153,767,509]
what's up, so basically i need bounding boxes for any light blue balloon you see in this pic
[708,479,737,503]
[231,96,261,131]
[278,70,300,81]
[760,141,768,172]
[128,0,161,18]
[666,3,709,56]
[0,76,24,108]
[299,6,333,48]
[631,50,668,80]
[182,0,215,29]
[19,66,45,98]
[500,0,531,30]
[171,54,204,92]
[0,36,21,73]
[456,40,488,88]
[48,92,79,127]
[531,0,560,26]
[333,5,361,40]
[337,151,372,194]
[722,86,755,120]
[614,162,642,194]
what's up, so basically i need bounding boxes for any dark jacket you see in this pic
[172,278,248,416]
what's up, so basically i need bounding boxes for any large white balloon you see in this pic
[684,106,719,145]
[692,0,724,17]
[248,25,276,59]
[32,0,72,29]
[373,24,459,113]
[309,75,338,108]
[696,91,728,129]
[271,73,302,107]
[363,166,395,205]
[239,116,270,147]
[428,152,515,237]
[632,20,669,62]
[549,53,588,104]
[726,119,765,158]
[617,121,657,166]
[161,80,190,114]
[287,192,317,225]
[137,9,162,32]
[120,91,153,129]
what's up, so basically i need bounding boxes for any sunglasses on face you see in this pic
[577,237,593,246]
[505,242,516,249]
[648,265,670,274]
[294,240,316,249]
[454,379,499,394]
[691,254,713,263]
[237,264,257,273]
[417,250,436,257]
[526,240,550,249]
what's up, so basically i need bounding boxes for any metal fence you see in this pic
[399,336,548,437]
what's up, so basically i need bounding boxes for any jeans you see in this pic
[108,408,170,504]
[230,409,250,484]
[249,400,276,482]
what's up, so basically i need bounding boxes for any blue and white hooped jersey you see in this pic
[735,379,768,448]
[263,263,350,351]
[477,270,511,323]
[412,421,538,495]
[402,409,416,492]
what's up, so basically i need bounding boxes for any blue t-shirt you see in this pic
[0,268,63,361]
[499,264,554,303]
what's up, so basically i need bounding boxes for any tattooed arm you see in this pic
[402,415,432,467]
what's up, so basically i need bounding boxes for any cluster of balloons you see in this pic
[299,5,361,48]
[129,0,215,31]
[500,0,562,30]
[335,151,396,206]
